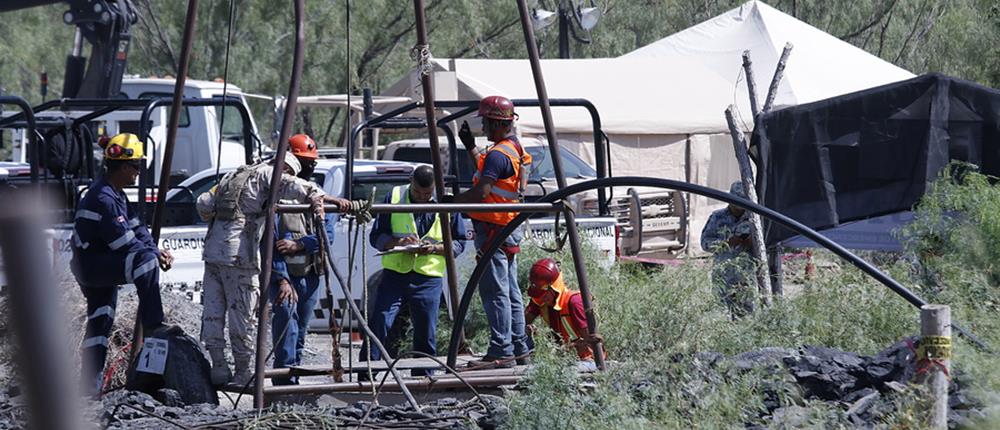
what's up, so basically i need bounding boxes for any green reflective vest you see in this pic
[381,185,445,277]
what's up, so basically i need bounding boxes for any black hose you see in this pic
[447,176,992,367]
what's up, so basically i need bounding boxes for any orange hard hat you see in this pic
[477,95,516,121]
[289,134,318,159]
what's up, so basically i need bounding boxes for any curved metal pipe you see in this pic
[0,97,38,182]
[447,176,990,367]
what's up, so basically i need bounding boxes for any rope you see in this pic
[341,196,373,224]
[313,214,345,382]
[410,43,433,76]
[346,217,356,381]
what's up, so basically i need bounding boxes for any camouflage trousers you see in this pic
[201,262,259,363]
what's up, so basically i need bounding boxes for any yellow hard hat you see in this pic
[105,133,144,160]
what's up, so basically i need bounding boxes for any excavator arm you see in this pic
[1,0,136,99]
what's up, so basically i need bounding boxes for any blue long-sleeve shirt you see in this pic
[369,188,467,258]
[268,213,336,283]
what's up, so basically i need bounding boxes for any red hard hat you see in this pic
[477,95,516,121]
[289,134,319,159]
[529,258,561,287]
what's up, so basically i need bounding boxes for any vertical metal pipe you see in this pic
[515,0,606,370]
[254,0,307,410]
[151,0,199,240]
[362,87,374,157]
[412,0,466,343]
[0,193,77,430]
[135,0,199,366]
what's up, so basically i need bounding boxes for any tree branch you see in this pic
[839,0,898,40]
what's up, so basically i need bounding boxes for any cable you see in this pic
[214,0,237,185]
[318,218,421,410]
[357,350,491,427]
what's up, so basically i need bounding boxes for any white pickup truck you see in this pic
[0,78,616,328]
[382,137,685,258]
[4,156,616,329]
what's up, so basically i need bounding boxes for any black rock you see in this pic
[125,330,217,405]
[340,406,364,419]
[844,387,877,403]
[154,388,183,407]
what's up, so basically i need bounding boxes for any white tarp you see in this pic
[383,57,750,135]
[378,0,914,256]
[621,0,915,108]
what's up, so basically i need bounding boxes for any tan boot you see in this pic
[208,349,232,386]
[232,357,254,387]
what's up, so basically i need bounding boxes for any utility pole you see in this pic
[558,7,570,58]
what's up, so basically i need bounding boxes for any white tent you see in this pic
[621,0,915,107]
[379,1,914,256]
[381,57,748,256]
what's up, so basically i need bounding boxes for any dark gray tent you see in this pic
[752,73,1000,248]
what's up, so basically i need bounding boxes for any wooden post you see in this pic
[762,43,794,113]
[742,50,760,117]
[919,304,951,430]
[725,105,771,305]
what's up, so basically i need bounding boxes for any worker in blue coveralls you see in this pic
[366,165,467,375]
[70,133,181,396]
[266,134,334,385]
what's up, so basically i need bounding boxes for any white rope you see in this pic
[410,43,433,77]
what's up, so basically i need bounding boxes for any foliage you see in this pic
[1,0,998,147]
[501,186,1000,428]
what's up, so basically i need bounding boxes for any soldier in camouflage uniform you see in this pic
[195,150,349,386]
[701,181,757,319]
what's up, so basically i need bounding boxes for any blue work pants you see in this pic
[267,274,321,385]
[367,269,442,376]
[71,248,164,395]
[473,220,529,359]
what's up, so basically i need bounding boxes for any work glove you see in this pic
[459,121,475,148]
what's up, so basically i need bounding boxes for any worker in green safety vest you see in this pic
[365,165,468,375]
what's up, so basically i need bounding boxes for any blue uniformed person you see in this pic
[700,181,757,319]
[70,133,180,395]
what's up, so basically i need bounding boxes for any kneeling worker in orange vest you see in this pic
[525,258,604,363]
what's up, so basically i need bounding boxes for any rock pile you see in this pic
[684,338,987,429]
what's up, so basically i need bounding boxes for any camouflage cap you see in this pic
[729,181,747,198]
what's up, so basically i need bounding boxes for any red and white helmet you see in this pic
[477,95,517,121]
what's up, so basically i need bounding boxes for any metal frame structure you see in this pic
[0,96,256,221]
[344,98,612,216]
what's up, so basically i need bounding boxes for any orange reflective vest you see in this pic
[539,289,594,360]
[469,137,531,226]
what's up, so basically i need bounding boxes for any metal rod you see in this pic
[412,0,465,335]
[320,222,422,410]
[0,192,77,430]
[515,0,607,370]
[276,202,564,213]
[445,176,992,367]
[263,375,522,395]
[254,0,307,410]
[131,0,200,369]
[151,0,198,241]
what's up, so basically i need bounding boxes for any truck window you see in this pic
[138,92,190,127]
[213,103,245,143]
[526,146,596,180]
[353,181,406,203]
